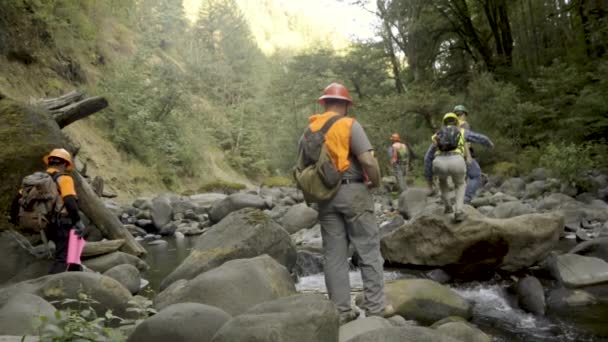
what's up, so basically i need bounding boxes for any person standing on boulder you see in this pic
[387,133,411,192]
[454,105,483,204]
[424,113,494,222]
[10,148,86,273]
[301,83,386,324]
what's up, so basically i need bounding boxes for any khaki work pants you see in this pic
[432,154,467,213]
[318,183,385,315]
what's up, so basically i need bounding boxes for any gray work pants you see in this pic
[318,183,385,315]
[432,154,467,213]
[392,163,407,192]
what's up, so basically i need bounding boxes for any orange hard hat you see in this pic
[318,82,353,106]
[43,148,74,171]
[391,133,401,142]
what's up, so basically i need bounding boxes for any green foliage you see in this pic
[492,162,519,178]
[34,292,126,342]
[198,180,246,194]
[539,142,595,185]
[261,176,293,188]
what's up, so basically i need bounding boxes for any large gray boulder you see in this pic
[357,279,471,325]
[127,303,231,342]
[103,264,141,295]
[211,294,338,342]
[381,206,563,274]
[151,196,173,231]
[524,180,549,199]
[340,316,393,342]
[280,203,318,234]
[291,224,323,253]
[346,325,461,342]
[548,253,608,287]
[500,177,526,197]
[0,272,133,318]
[398,188,431,219]
[209,193,269,222]
[490,201,535,219]
[433,321,492,342]
[161,209,296,290]
[0,293,56,336]
[569,237,608,263]
[0,232,39,285]
[84,251,149,273]
[156,255,297,315]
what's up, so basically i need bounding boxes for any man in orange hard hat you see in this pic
[387,133,411,192]
[303,82,386,324]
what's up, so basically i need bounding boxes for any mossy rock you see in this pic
[198,180,246,194]
[0,97,67,230]
[261,176,293,188]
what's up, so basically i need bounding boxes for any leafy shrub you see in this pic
[539,142,595,185]
[492,162,519,178]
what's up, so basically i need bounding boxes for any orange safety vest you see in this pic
[307,111,354,172]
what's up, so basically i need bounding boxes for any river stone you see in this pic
[528,168,548,182]
[398,188,430,219]
[347,325,461,342]
[548,253,608,287]
[170,197,197,215]
[524,180,548,199]
[211,294,338,342]
[209,193,269,222]
[84,251,149,273]
[0,272,133,318]
[0,98,69,234]
[380,215,406,237]
[0,293,56,335]
[356,279,471,325]
[127,303,231,342]
[151,196,173,231]
[82,239,125,257]
[477,205,494,216]
[103,264,141,295]
[490,201,535,219]
[0,232,39,285]
[339,316,393,342]
[433,321,492,342]
[500,177,526,197]
[133,198,152,210]
[158,222,177,236]
[156,255,297,314]
[280,203,318,234]
[515,276,546,315]
[160,209,296,290]
[381,206,563,274]
[291,224,323,253]
[569,237,608,262]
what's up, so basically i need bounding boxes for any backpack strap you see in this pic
[318,114,344,135]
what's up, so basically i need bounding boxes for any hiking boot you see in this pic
[367,304,396,318]
[454,211,466,223]
[444,205,454,214]
[339,310,359,325]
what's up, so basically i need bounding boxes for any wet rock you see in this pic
[160,209,296,290]
[515,276,546,315]
[356,279,471,325]
[148,240,169,247]
[500,177,526,197]
[340,316,393,342]
[490,201,535,219]
[425,269,451,284]
[135,219,153,229]
[170,198,197,215]
[381,206,563,275]
[84,251,149,273]
[291,224,323,253]
[158,222,177,236]
[104,264,141,295]
[125,224,147,237]
[82,239,125,257]
[127,303,231,342]
[295,250,324,276]
[0,293,56,335]
[209,193,269,222]
[346,325,461,342]
[546,287,608,337]
[176,223,204,236]
[570,237,608,264]
[156,255,296,314]
[211,294,338,342]
[0,272,133,318]
[548,253,608,287]
[280,203,318,234]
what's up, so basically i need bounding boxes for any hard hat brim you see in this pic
[43,154,74,171]
[318,95,354,106]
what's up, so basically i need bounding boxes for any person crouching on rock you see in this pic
[424,113,494,222]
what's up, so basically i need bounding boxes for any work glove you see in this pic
[74,221,86,238]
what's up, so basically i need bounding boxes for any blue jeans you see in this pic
[465,159,482,204]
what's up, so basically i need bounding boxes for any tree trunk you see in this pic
[73,171,147,257]
[52,96,109,128]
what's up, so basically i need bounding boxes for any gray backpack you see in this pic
[17,172,63,231]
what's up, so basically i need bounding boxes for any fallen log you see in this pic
[36,90,84,110]
[52,96,108,128]
[82,239,125,257]
[74,171,147,257]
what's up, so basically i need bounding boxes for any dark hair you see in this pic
[48,157,67,167]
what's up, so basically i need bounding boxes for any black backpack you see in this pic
[435,126,462,152]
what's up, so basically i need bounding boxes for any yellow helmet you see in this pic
[442,112,459,126]
[43,148,74,171]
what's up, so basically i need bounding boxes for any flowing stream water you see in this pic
[143,236,600,342]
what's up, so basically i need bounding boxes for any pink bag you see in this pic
[67,229,86,266]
